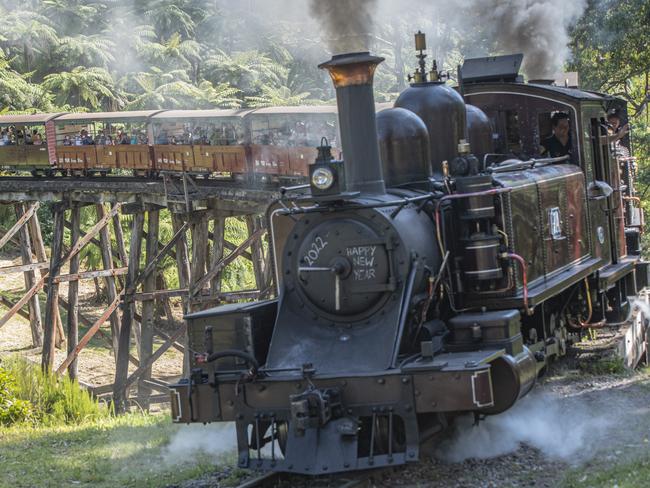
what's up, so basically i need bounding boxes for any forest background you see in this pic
[0,0,649,278]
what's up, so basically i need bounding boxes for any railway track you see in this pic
[233,467,395,488]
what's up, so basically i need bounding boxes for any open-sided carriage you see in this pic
[53,111,161,177]
[247,106,340,181]
[150,109,249,178]
[0,113,62,176]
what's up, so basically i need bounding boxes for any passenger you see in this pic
[119,131,130,144]
[0,129,7,146]
[191,127,202,145]
[24,130,33,145]
[156,131,169,145]
[95,130,106,145]
[130,130,138,145]
[81,129,94,145]
[63,135,72,146]
[32,130,42,145]
[607,110,631,158]
[607,110,629,141]
[540,112,571,159]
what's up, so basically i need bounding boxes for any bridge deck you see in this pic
[0,176,280,213]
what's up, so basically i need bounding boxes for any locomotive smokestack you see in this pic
[319,52,385,195]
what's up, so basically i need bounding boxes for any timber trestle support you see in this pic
[0,175,276,412]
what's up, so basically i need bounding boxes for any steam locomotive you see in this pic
[169,33,648,474]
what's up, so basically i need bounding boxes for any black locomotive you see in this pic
[170,33,648,475]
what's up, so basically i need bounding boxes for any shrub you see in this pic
[2,356,108,425]
[0,363,33,426]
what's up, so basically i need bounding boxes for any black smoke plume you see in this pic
[309,0,379,54]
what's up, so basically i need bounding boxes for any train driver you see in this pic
[540,112,572,160]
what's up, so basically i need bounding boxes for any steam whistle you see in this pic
[407,30,447,83]
[408,31,428,83]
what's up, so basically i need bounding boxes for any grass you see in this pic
[0,413,227,488]
[578,357,628,376]
[563,454,650,487]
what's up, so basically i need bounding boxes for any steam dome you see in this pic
[376,108,431,187]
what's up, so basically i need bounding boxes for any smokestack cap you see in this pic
[319,52,385,88]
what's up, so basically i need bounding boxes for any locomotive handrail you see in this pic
[488,155,570,173]
[277,192,437,216]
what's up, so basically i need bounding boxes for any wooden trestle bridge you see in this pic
[0,175,278,412]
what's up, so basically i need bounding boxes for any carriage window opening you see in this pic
[0,125,46,146]
[55,121,149,146]
[153,120,244,146]
[590,118,605,181]
[250,114,339,148]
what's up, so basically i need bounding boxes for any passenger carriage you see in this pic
[150,109,249,178]
[0,113,62,176]
[53,111,162,177]
[247,106,340,181]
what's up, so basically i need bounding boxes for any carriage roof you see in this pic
[0,113,65,126]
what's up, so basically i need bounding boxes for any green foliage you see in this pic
[2,355,108,425]
[579,357,627,376]
[0,362,33,426]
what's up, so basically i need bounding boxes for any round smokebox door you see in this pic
[293,218,391,320]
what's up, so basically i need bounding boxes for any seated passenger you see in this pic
[0,129,7,146]
[32,130,42,145]
[81,129,94,145]
[119,131,130,145]
[95,130,107,145]
[540,112,572,159]
[63,135,72,146]
[24,131,33,145]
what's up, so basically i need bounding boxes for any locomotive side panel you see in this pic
[493,173,546,284]
[533,166,590,274]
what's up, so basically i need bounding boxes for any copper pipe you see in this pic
[505,252,533,315]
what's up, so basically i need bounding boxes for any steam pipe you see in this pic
[504,252,534,315]
[319,52,386,195]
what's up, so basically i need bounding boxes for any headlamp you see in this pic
[311,167,334,190]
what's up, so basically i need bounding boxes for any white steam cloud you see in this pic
[162,422,237,465]
[437,392,614,463]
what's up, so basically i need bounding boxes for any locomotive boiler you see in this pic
[170,34,648,475]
